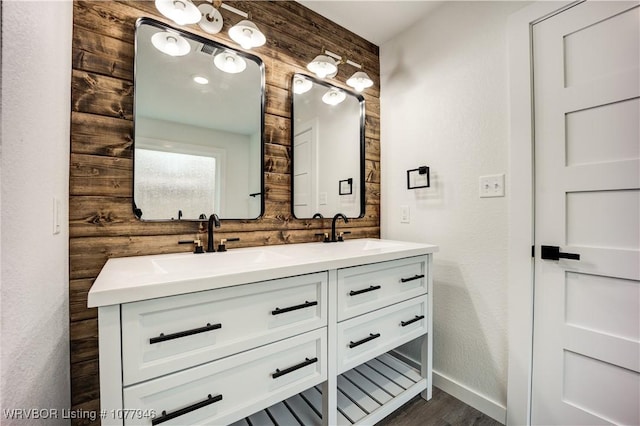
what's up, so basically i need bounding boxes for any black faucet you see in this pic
[207,213,220,252]
[330,213,349,242]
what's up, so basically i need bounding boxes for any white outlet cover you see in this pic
[479,174,505,198]
[400,205,410,223]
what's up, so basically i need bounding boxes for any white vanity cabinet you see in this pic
[89,239,436,426]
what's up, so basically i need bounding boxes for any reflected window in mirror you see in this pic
[291,74,365,219]
[133,18,264,221]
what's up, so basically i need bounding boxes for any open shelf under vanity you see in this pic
[232,352,425,426]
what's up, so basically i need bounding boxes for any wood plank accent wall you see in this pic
[70,1,380,423]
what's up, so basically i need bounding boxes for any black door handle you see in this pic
[541,245,580,261]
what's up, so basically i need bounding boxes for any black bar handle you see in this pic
[541,245,580,261]
[401,315,425,327]
[226,237,240,242]
[349,285,381,296]
[152,394,222,425]
[272,300,318,315]
[150,323,222,344]
[349,333,381,348]
[400,274,424,283]
[272,357,318,379]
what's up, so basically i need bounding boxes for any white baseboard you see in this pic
[388,350,506,424]
[433,370,506,424]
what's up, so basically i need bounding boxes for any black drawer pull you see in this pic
[401,315,425,327]
[272,300,318,315]
[349,333,381,348]
[151,394,222,425]
[349,285,381,296]
[400,274,424,283]
[272,357,318,379]
[150,323,222,344]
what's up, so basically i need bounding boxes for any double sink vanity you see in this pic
[88,11,439,426]
[89,238,437,425]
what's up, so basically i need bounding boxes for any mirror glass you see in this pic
[292,74,365,219]
[134,19,264,221]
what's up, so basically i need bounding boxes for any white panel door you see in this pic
[532,2,640,425]
[293,121,317,218]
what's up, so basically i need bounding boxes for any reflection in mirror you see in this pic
[134,19,264,221]
[292,74,365,219]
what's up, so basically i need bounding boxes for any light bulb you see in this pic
[293,76,313,94]
[307,55,337,79]
[322,89,346,105]
[155,0,201,26]
[214,51,247,74]
[347,71,373,92]
[229,20,266,49]
[151,31,191,57]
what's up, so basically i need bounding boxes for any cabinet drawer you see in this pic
[122,272,327,385]
[337,256,427,321]
[336,296,428,374]
[123,329,327,426]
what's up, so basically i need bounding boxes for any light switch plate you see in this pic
[479,174,505,198]
[400,205,410,223]
[52,197,61,234]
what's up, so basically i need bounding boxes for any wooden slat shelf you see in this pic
[231,353,426,426]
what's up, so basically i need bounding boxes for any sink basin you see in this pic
[149,249,294,275]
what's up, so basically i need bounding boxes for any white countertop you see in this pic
[88,238,438,307]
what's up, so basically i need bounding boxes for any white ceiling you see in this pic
[297,0,444,46]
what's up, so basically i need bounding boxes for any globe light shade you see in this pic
[151,31,191,57]
[307,55,338,79]
[155,0,201,26]
[229,20,266,50]
[346,71,374,92]
[293,76,313,94]
[214,51,247,74]
[322,88,346,106]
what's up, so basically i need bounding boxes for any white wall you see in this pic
[380,1,528,421]
[1,1,72,424]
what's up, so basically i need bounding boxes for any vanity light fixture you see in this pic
[151,31,191,56]
[155,0,201,26]
[307,50,375,92]
[214,50,247,74]
[322,88,346,106]
[293,76,313,94]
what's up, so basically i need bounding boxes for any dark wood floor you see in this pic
[377,387,502,426]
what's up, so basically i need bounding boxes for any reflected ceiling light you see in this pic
[322,88,346,105]
[193,75,209,84]
[197,3,223,34]
[151,31,191,56]
[229,19,266,50]
[307,55,338,79]
[293,76,313,94]
[214,51,247,74]
[346,71,374,93]
[155,0,201,26]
